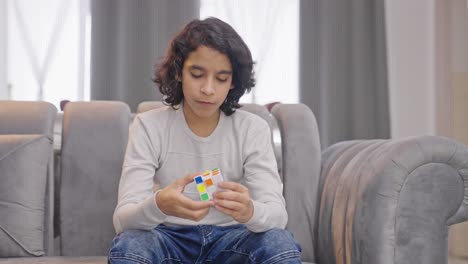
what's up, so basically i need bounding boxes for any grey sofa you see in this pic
[1,100,468,264]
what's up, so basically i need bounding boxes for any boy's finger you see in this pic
[176,206,209,221]
[214,204,235,217]
[213,191,245,202]
[218,181,248,193]
[179,194,214,210]
[214,199,242,211]
[178,172,201,186]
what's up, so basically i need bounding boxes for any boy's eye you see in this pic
[191,72,203,78]
[217,78,228,82]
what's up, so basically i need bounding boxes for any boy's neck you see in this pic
[183,107,221,138]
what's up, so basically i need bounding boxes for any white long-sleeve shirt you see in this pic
[113,104,287,234]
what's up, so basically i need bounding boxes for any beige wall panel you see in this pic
[453,73,468,144]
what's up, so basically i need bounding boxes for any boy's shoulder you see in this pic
[231,108,269,130]
[135,105,178,127]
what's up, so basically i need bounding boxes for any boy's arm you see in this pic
[241,120,288,232]
[113,116,167,234]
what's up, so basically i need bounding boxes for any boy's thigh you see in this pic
[206,227,302,264]
[108,226,202,264]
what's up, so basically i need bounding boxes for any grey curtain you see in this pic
[300,0,390,147]
[91,0,200,111]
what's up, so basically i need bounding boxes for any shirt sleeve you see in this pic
[113,116,168,234]
[242,119,288,232]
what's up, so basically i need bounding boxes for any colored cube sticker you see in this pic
[200,193,209,201]
[205,178,213,187]
[195,168,224,201]
[195,176,203,184]
[197,184,207,193]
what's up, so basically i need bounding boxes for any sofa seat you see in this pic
[0,257,317,264]
[0,256,107,264]
[1,256,466,264]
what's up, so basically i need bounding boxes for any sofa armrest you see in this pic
[271,104,321,263]
[318,136,468,264]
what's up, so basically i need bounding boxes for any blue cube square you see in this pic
[195,176,203,184]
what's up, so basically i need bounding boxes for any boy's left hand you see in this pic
[212,181,254,223]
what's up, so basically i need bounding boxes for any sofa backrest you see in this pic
[59,101,130,256]
[0,101,57,137]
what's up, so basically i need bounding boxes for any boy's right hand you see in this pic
[156,173,214,221]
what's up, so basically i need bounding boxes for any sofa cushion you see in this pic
[0,256,108,264]
[0,134,52,257]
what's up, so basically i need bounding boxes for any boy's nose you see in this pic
[201,80,215,95]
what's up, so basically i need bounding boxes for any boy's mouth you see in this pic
[197,101,216,106]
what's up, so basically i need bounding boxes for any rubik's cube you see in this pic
[194,168,224,201]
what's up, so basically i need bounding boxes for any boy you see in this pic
[109,17,301,263]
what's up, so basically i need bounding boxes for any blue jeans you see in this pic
[108,224,302,264]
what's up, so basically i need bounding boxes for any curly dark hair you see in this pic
[153,17,255,116]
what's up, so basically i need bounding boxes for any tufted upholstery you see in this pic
[319,136,468,264]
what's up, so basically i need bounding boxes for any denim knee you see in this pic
[108,229,155,264]
[251,229,302,263]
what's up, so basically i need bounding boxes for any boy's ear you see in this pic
[230,84,234,90]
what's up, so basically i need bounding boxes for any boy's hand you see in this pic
[156,173,213,221]
[212,182,254,223]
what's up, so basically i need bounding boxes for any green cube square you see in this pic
[200,193,209,201]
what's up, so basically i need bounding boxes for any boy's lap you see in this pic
[205,228,301,262]
[109,225,301,263]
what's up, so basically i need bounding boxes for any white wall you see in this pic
[385,0,437,138]
[0,0,6,99]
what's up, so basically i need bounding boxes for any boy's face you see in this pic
[181,45,233,121]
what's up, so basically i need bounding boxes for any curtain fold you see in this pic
[300,0,390,147]
[90,0,200,111]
